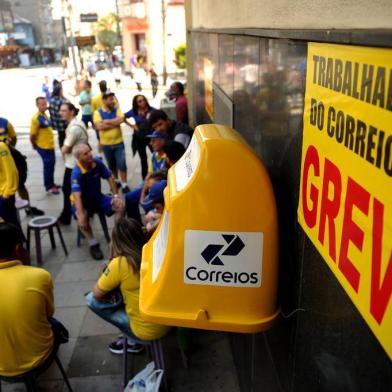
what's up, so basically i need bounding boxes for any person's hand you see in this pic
[111,196,124,211]
[78,211,89,231]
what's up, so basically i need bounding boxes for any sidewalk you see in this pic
[3,119,239,391]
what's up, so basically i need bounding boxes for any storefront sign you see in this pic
[298,42,392,359]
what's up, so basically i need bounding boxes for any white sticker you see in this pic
[174,135,200,192]
[152,211,169,283]
[184,230,263,288]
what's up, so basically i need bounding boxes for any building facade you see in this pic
[186,1,392,391]
[119,0,186,75]
[11,0,61,49]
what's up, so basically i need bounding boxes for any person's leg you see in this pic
[85,292,135,338]
[36,147,52,190]
[137,140,148,180]
[0,195,19,228]
[114,143,128,190]
[102,145,118,179]
[125,188,143,223]
[59,167,72,222]
[58,131,66,148]
[81,114,89,128]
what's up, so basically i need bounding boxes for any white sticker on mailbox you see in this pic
[184,230,263,287]
[152,211,169,283]
[174,135,200,192]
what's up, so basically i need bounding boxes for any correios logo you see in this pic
[184,230,263,288]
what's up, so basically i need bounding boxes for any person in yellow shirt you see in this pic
[0,117,45,216]
[93,92,130,193]
[0,222,68,377]
[30,97,59,194]
[0,141,19,227]
[0,117,17,146]
[86,218,170,354]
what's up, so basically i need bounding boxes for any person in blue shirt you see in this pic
[71,143,125,260]
[124,95,155,179]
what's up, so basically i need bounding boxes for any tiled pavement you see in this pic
[2,126,239,391]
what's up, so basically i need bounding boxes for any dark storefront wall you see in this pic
[191,31,392,392]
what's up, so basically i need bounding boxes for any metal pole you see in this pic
[115,0,124,60]
[161,0,167,86]
[62,0,78,78]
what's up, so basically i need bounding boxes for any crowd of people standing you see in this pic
[0,72,192,383]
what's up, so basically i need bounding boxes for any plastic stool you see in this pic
[76,213,111,246]
[27,216,68,266]
[0,354,73,392]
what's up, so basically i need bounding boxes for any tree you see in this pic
[95,13,120,53]
[173,43,186,69]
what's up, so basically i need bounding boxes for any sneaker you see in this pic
[25,206,45,216]
[109,338,144,355]
[121,184,130,193]
[47,186,60,195]
[115,179,121,189]
[89,243,103,260]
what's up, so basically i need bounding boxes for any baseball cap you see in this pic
[140,180,167,209]
[146,130,165,139]
[102,91,115,99]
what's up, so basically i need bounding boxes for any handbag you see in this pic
[124,361,163,392]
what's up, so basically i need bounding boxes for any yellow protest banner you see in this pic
[298,42,392,359]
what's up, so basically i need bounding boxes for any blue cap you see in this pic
[146,130,165,139]
[140,180,167,209]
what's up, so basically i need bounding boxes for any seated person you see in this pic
[148,109,193,148]
[86,218,170,354]
[162,140,186,168]
[146,130,168,175]
[125,171,166,224]
[0,141,19,227]
[143,180,167,235]
[71,143,125,260]
[0,222,68,377]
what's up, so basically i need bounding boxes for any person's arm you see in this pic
[102,115,124,127]
[7,122,17,146]
[61,126,79,155]
[73,192,89,231]
[92,284,108,300]
[0,143,18,198]
[93,258,121,301]
[108,176,118,195]
[30,117,39,149]
[79,92,91,106]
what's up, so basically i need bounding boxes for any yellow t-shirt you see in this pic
[0,118,16,144]
[0,260,54,376]
[0,141,18,198]
[30,112,54,149]
[97,256,170,341]
[93,107,124,146]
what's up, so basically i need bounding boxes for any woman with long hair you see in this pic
[58,102,89,224]
[124,95,156,179]
[86,218,170,353]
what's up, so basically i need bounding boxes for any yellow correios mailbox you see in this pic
[140,124,279,333]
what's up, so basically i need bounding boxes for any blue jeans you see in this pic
[81,114,93,128]
[85,292,137,339]
[36,147,55,190]
[102,143,127,173]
